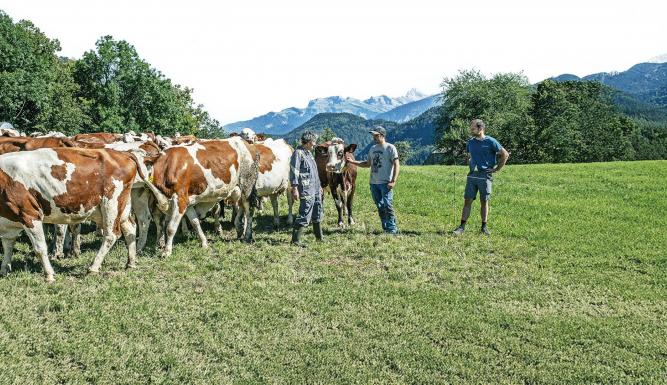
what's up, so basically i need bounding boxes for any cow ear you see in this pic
[230,132,239,137]
[345,144,357,154]
[256,134,266,141]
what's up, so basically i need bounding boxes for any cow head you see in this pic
[316,137,357,174]
[240,128,256,143]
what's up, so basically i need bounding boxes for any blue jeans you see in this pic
[370,183,398,234]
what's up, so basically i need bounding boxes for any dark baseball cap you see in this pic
[369,125,386,137]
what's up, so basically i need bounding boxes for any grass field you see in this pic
[0,161,665,384]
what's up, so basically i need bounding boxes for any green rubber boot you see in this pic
[313,222,324,241]
[291,225,306,247]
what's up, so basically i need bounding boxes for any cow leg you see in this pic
[70,224,81,257]
[179,218,190,237]
[163,196,185,257]
[152,206,166,249]
[185,206,208,249]
[347,187,356,225]
[341,187,349,218]
[88,198,124,273]
[54,224,67,259]
[1,237,17,276]
[235,201,253,242]
[120,218,137,269]
[331,186,345,227]
[234,204,244,239]
[286,188,294,225]
[231,205,238,225]
[132,189,152,252]
[212,203,224,237]
[23,222,55,282]
[270,195,280,228]
[243,201,254,242]
[88,232,117,274]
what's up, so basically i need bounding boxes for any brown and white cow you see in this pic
[140,136,258,256]
[0,148,139,282]
[53,140,162,257]
[0,137,80,155]
[315,138,358,227]
[104,140,162,252]
[253,138,294,226]
[73,132,123,144]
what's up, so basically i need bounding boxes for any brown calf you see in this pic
[315,139,358,227]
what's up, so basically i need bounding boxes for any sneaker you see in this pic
[480,226,491,236]
[452,226,465,236]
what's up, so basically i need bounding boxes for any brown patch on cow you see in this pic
[0,142,20,155]
[197,141,238,184]
[0,169,42,228]
[152,146,208,213]
[51,164,68,181]
[171,135,198,145]
[29,188,51,217]
[255,144,276,173]
[0,137,78,155]
[72,140,105,149]
[73,133,122,144]
[51,149,136,222]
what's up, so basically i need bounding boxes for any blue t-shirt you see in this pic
[466,136,503,172]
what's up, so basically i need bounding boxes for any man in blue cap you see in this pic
[453,119,510,236]
[345,125,400,234]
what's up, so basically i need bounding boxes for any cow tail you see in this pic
[127,152,170,212]
[251,151,261,210]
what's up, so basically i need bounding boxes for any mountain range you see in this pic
[280,106,440,165]
[223,88,439,135]
[552,62,667,106]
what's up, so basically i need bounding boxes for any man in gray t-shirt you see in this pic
[369,141,399,185]
[345,125,400,234]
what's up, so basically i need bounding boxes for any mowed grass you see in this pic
[0,161,665,384]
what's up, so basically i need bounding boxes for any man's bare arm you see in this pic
[494,148,510,171]
[345,154,370,168]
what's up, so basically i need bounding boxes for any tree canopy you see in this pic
[0,11,222,137]
[436,70,655,164]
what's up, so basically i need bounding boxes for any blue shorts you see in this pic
[464,171,493,201]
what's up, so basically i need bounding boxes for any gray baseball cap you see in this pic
[301,130,318,143]
[369,125,386,137]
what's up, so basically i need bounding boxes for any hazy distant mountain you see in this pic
[552,62,667,106]
[374,94,441,123]
[223,89,428,135]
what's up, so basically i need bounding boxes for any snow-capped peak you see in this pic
[647,53,667,64]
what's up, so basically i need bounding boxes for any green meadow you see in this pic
[0,161,665,384]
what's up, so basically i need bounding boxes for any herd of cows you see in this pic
[0,127,358,282]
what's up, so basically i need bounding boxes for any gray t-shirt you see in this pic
[369,142,399,184]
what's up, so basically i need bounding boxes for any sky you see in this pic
[1,0,666,124]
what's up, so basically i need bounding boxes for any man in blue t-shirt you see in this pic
[452,119,510,236]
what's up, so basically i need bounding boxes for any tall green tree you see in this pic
[532,80,637,162]
[394,140,413,164]
[437,70,538,163]
[73,36,220,136]
[318,127,337,143]
[0,11,86,133]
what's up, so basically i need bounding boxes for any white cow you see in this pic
[251,138,295,226]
